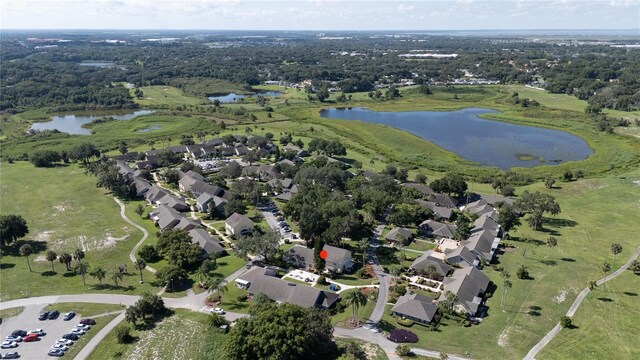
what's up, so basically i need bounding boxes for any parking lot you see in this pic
[260,201,300,242]
[0,304,88,359]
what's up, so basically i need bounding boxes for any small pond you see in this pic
[208,91,282,104]
[30,110,155,135]
[136,125,162,133]
[319,107,593,169]
[78,62,114,68]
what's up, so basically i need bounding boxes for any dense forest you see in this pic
[1,30,639,112]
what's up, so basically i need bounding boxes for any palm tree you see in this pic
[445,291,458,313]
[610,243,622,267]
[206,276,228,302]
[110,271,124,287]
[546,237,557,258]
[359,238,369,266]
[73,248,85,263]
[45,250,57,272]
[463,189,473,207]
[344,289,368,327]
[209,252,218,266]
[390,267,402,286]
[134,259,146,283]
[75,260,90,285]
[195,267,209,287]
[59,253,72,271]
[502,280,512,307]
[601,262,611,290]
[90,267,107,286]
[19,244,33,272]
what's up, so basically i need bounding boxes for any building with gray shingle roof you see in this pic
[225,213,254,236]
[385,227,413,244]
[443,246,479,268]
[463,229,499,261]
[410,251,452,279]
[284,245,353,273]
[439,266,490,316]
[415,200,453,221]
[391,292,439,325]
[188,228,225,256]
[419,220,457,239]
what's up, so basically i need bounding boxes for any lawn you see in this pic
[0,307,24,320]
[64,313,119,359]
[87,309,228,360]
[132,85,208,107]
[538,271,640,360]
[0,162,160,301]
[406,239,436,252]
[332,289,376,326]
[335,338,388,360]
[45,303,126,318]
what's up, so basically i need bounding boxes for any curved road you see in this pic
[524,243,640,360]
[114,197,156,274]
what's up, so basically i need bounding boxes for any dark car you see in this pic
[2,352,20,359]
[38,311,49,321]
[79,318,96,325]
[62,312,75,321]
[61,334,79,341]
[9,331,26,338]
[47,349,64,357]
[48,311,60,320]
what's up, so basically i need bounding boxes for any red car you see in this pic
[23,334,39,342]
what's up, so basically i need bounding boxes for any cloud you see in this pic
[397,4,415,13]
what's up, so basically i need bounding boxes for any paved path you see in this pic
[114,197,156,274]
[524,243,640,360]
[368,222,389,323]
[73,312,125,360]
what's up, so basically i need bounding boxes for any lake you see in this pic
[30,110,155,135]
[208,91,282,104]
[319,107,593,169]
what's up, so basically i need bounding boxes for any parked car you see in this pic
[210,307,225,315]
[61,334,78,341]
[62,312,75,321]
[8,332,25,339]
[27,329,45,336]
[50,344,68,351]
[38,311,49,321]
[79,318,96,325]
[70,329,85,335]
[22,335,38,342]
[2,352,20,359]
[55,339,73,346]
[47,349,64,357]
[47,311,60,320]
[0,342,18,349]
[3,337,21,343]
[74,324,90,330]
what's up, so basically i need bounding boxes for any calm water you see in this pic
[78,62,114,68]
[30,110,155,135]
[320,107,593,169]
[208,91,282,103]
[136,125,162,133]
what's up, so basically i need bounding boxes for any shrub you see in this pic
[138,245,159,262]
[560,316,572,328]
[388,329,419,343]
[317,275,327,285]
[517,265,530,280]
[236,294,248,302]
[395,344,412,356]
[356,268,368,279]
[396,317,414,327]
[115,324,132,344]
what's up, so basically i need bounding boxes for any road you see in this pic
[114,197,156,273]
[73,312,125,360]
[524,243,640,360]
[368,223,389,323]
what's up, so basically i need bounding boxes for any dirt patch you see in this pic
[553,289,567,304]
[53,202,72,214]
[497,327,509,347]
[34,255,48,263]
[632,180,640,186]
[34,231,53,242]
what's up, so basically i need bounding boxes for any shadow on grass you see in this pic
[224,300,250,312]
[41,271,57,276]
[561,258,576,262]
[545,218,578,228]
[597,297,614,302]
[92,284,136,292]
[3,240,48,256]
[623,292,637,296]
[0,263,16,269]
[63,272,77,278]
[528,305,542,316]
[540,260,558,266]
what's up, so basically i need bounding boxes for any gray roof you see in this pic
[479,194,515,206]
[284,245,351,270]
[472,214,500,235]
[410,251,452,276]
[238,267,339,308]
[391,292,439,323]
[174,217,199,231]
[225,213,253,228]
[419,220,457,239]
[152,205,183,230]
[415,200,453,220]
[275,192,293,202]
[132,177,151,196]
[386,227,412,242]
[429,193,458,208]
[189,228,225,255]
[145,185,169,203]
[439,267,490,315]
[402,183,435,196]
[463,229,497,261]
[444,246,478,267]
[158,193,189,212]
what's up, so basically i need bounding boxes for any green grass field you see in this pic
[45,303,126,317]
[0,162,160,300]
[331,289,376,326]
[0,307,24,320]
[132,86,208,107]
[64,313,119,359]
[539,271,640,360]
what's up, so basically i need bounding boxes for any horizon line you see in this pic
[1,28,638,32]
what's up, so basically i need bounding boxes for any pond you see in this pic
[78,62,114,68]
[30,110,155,135]
[319,107,593,169]
[208,91,282,104]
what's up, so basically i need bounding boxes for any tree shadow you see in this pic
[41,271,57,276]
[623,292,637,296]
[528,305,542,316]
[0,263,16,269]
[597,297,614,302]
[561,258,576,262]
[566,324,580,330]
[545,218,578,228]
[2,239,48,256]
[63,272,77,278]
[540,260,557,266]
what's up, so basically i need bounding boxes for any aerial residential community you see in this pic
[1,1,640,360]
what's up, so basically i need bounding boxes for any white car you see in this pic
[56,339,73,346]
[70,329,85,335]
[4,336,22,342]
[51,343,69,351]
[28,329,46,336]
[75,324,91,330]
[210,307,226,315]
[1,341,18,349]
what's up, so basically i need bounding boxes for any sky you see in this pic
[1,0,639,31]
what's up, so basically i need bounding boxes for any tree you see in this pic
[90,267,107,286]
[225,302,334,360]
[115,324,132,344]
[610,243,622,267]
[445,291,458,313]
[111,270,124,287]
[514,191,561,230]
[206,275,229,302]
[601,262,611,290]
[59,252,72,271]
[234,229,280,263]
[0,214,29,246]
[157,229,201,269]
[497,203,521,236]
[73,248,85,263]
[242,151,259,166]
[454,216,471,241]
[429,173,467,198]
[19,244,33,272]
[118,141,128,155]
[125,292,166,326]
[500,271,511,307]
[317,86,330,102]
[516,265,529,279]
[155,265,188,292]
[29,150,61,167]
[208,313,229,328]
[544,177,556,189]
[162,169,180,186]
[138,245,159,262]
[415,173,427,184]
[562,170,573,182]
[45,250,58,272]
[75,260,90,285]
[560,316,572,328]
[134,259,147,283]
[546,237,557,258]
[344,289,368,326]
[225,197,247,218]
[396,344,412,356]
[588,280,598,290]
[70,143,100,166]
[629,260,640,274]
[134,204,145,217]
